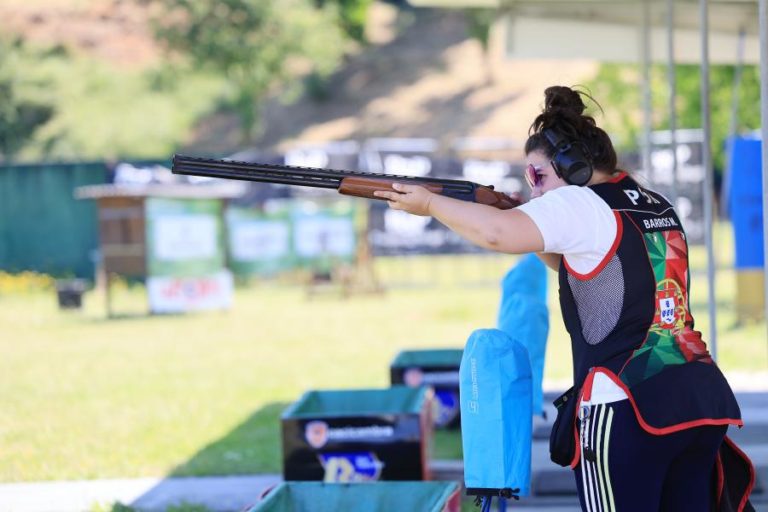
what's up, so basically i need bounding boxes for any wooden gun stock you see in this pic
[473,186,522,210]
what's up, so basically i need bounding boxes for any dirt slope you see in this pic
[187,5,599,156]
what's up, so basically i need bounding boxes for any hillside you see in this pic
[2,0,160,69]
[189,4,599,157]
[2,0,598,158]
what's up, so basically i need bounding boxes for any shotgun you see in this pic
[171,154,522,210]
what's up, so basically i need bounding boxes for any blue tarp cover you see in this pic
[460,328,532,496]
[497,254,549,415]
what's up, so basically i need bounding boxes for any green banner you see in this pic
[291,199,357,273]
[226,202,293,276]
[145,197,225,278]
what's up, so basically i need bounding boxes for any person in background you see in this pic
[375,85,750,512]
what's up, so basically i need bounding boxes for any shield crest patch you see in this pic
[659,297,676,326]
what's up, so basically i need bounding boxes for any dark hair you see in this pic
[524,86,617,174]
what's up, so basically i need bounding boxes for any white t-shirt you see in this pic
[517,185,617,275]
[517,185,628,404]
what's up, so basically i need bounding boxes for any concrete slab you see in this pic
[0,476,281,512]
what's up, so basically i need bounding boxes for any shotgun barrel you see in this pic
[171,154,521,210]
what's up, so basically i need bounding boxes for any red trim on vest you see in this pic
[607,171,628,183]
[581,371,595,402]
[570,423,581,469]
[563,211,623,281]
[569,385,586,469]
[591,366,743,434]
[715,452,725,505]
[723,435,756,512]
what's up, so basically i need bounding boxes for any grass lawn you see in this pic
[1,241,767,483]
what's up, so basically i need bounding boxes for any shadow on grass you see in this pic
[109,403,288,512]
[169,402,288,477]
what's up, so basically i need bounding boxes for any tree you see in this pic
[153,0,346,142]
[316,0,373,43]
[0,37,56,162]
[465,8,496,85]
[585,63,762,173]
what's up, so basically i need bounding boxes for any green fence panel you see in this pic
[0,162,107,279]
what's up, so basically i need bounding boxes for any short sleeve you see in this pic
[517,186,617,274]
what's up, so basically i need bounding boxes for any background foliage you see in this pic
[151,0,347,141]
[0,37,57,161]
[585,63,763,172]
[0,0,366,162]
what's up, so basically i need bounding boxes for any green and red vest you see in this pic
[559,172,742,433]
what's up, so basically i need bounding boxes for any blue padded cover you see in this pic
[460,328,532,496]
[497,254,549,415]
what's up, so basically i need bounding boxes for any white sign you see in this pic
[463,159,510,184]
[147,271,233,313]
[230,221,290,261]
[384,209,431,238]
[154,215,217,261]
[294,217,355,257]
[383,154,432,176]
[285,149,330,169]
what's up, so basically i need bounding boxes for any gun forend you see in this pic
[338,177,444,199]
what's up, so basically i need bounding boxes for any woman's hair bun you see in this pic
[526,85,616,172]
[543,86,586,116]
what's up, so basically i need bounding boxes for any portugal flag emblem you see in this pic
[659,296,677,327]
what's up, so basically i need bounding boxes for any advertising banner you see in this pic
[291,199,357,272]
[281,387,433,482]
[146,271,234,313]
[226,202,293,276]
[367,156,528,256]
[145,197,232,313]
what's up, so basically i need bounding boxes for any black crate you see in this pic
[55,279,88,310]
[281,386,433,482]
[390,349,463,429]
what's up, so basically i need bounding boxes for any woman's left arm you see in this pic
[374,183,545,254]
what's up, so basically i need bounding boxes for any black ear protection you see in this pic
[543,128,593,186]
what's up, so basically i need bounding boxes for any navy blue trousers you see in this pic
[574,399,726,512]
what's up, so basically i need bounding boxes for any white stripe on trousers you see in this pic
[580,406,596,512]
[587,406,600,512]
[595,404,610,511]
[579,407,591,511]
[603,407,617,511]
[579,404,617,512]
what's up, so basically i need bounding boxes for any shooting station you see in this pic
[281,386,435,482]
[390,349,463,429]
[75,182,244,317]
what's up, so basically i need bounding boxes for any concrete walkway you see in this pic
[2,391,766,512]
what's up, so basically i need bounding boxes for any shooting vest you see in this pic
[560,173,742,434]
